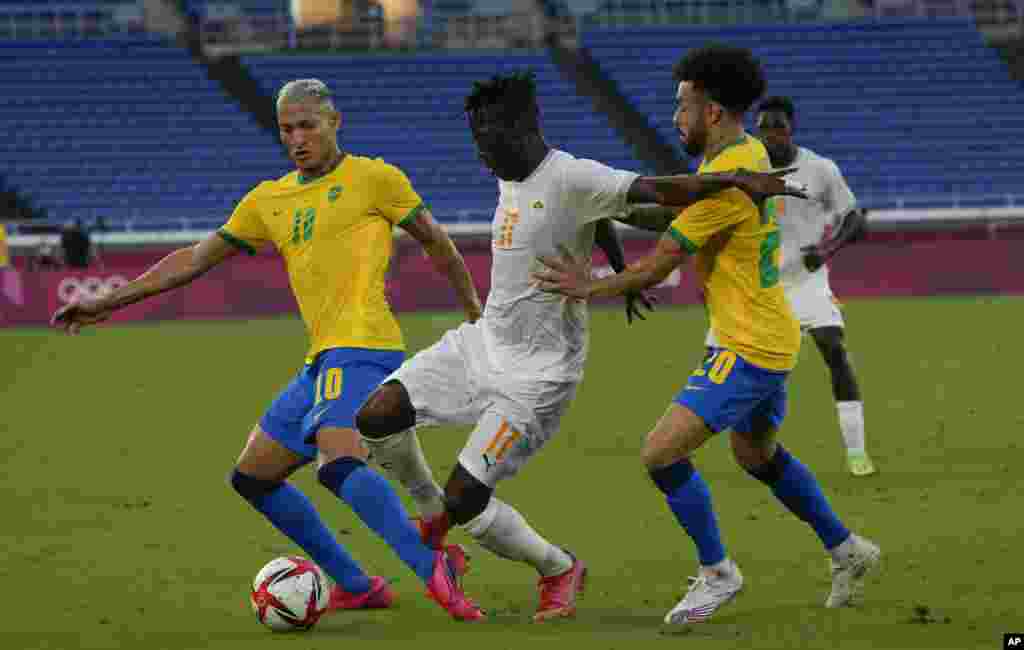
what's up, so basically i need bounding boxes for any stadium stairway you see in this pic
[582,17,1024,209]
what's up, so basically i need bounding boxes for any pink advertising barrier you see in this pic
[3,232,1023,328]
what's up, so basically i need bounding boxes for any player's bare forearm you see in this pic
[424,236,482,321]
[534,236,685,301]
[101,235,236,311]
[628,175,733,207]
[587,257,664,298]
[587,235,686,299]
[615,205,679,233]
[402,208,481,321]
[594,219,626,272]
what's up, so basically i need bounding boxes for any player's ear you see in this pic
[327,109,341,131]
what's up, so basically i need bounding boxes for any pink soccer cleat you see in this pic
[425,547,485,621]
[534,552,587,622]
[327,576,395,612]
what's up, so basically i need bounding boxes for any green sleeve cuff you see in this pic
[397,203,426,227]
[217,229,256,256]
[668,227,700,254]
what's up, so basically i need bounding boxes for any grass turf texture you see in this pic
[3,296,1021,649]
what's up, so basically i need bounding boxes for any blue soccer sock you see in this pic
[319,458,435,583]
[231,471,371,594]
[746,445,851,550]
[650,460,727,567]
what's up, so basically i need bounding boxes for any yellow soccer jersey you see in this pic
[219,155,423,360]
[668,135,800,371]
[0,223,9,267]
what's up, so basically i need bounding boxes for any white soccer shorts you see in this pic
[385,321,577,487]
[785,272,845,331]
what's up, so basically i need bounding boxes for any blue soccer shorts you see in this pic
[259,347,405,460]
[674,347,789,435]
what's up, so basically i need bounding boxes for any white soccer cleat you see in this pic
[826,535,881,608]
[663,560,744,625]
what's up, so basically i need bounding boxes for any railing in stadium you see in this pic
[0,1,1020,48]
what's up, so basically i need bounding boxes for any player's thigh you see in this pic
[665,348,786,465]
[387,323,486,428]
[787,277,844,331]
[257,366,320,463]
[236,425,307,481]
[305,348,406,464]
[673,348,760,435]
[457,381,576,488]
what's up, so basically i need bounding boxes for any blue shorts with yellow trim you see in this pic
[259,347,404,460]
[674,347,788,435]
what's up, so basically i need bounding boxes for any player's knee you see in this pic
[229,468,283,505]
[641,440,673,471]
[356,381,415,439]
[316,456,366,494]
[741,443,790,486]
[730,431,777,471]
[444,466,492,526]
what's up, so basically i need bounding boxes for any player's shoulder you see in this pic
[798,147,840,172]
[352,154,409,180]
[241,177,283,202]
[550,149,625,185]
[703,135,770,173]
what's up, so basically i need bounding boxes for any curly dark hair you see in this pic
[464,70,540,130]
[673,44,767,115]
[758,95,796,124]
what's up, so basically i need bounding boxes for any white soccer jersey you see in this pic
[777,147,857,287]
[483,148,638,382]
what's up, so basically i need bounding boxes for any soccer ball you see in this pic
[250,556,328,632]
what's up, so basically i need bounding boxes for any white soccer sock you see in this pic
[362,429,445,518]
[836,401,866,453]
[463,498,573,577]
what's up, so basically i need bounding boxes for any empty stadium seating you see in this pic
[0,34,288,228]
[583,17,1024,208]
[1,16,1021,233]
[243,52,645,220]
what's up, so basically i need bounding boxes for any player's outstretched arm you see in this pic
[628,168,807,208]
[534,236,687,301]
[614,205,679,233]
[401,207,482,322]
[594,218,656,324]
[50,232,239,334]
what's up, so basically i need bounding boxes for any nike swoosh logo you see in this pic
[310,405,330,424]
[684,385,707,391]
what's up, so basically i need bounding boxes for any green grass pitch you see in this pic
[3,296,1022,650]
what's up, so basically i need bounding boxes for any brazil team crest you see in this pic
[327,185,343,203]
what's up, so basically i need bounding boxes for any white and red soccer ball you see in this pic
[250,556,328,632]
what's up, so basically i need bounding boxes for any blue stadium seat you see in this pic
[243,52,646,221]
[583,17,1024,209]
[0,34,288,226]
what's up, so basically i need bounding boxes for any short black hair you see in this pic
[464,70,540,130]
[759,96,796,124]
[672,44,767,115]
